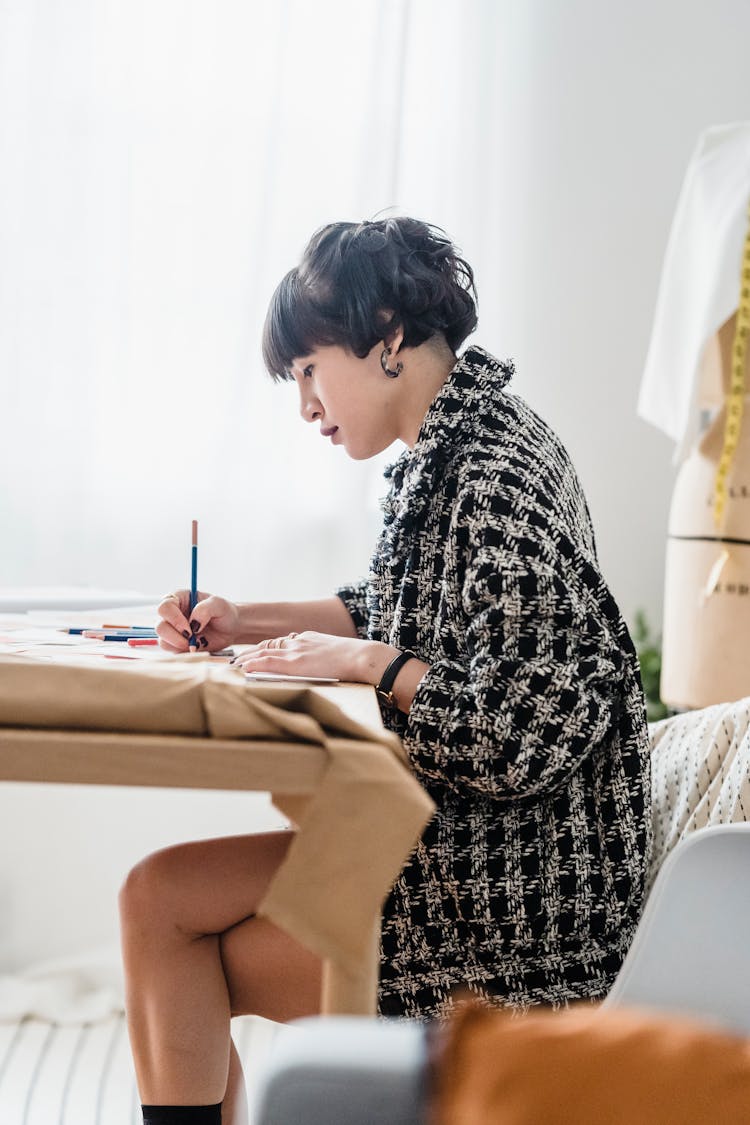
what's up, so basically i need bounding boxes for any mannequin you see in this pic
[661,311,750,708]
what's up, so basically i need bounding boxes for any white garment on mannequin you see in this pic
[638,122,750,461]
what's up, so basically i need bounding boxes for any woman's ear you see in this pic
[379,320,405,378]
[384,323,405,356]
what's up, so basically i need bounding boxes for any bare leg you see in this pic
[119,831,321,1115]
[221,1041,249,1125]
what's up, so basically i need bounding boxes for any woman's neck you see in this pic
[400,340,457,449]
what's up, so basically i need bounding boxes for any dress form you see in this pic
[661,312,750,708]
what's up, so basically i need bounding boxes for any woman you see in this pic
[120,217,651,1125]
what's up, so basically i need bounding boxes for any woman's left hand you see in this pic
[231,630,397,685]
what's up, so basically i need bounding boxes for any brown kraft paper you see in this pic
[0,655,435,977]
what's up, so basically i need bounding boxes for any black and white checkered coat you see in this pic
[336,345,651,1019]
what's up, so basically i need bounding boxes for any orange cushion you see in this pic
[431,1002,750,1125]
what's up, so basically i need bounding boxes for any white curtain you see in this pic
[0,0,516,603]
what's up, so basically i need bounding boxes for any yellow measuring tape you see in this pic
[713,197,750,530]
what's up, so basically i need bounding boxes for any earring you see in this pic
[380,347,403,378]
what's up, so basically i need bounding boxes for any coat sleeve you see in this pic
[403,489,632,801]
[334,579,370,640]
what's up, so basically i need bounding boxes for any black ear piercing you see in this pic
[380,346,403,378]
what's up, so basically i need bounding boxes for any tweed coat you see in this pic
[336,345,652,1020]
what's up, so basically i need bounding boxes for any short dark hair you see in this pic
[262,216,478,381]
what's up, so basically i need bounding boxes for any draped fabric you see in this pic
[648,696,750,890]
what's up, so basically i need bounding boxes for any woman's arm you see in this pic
[234,596,359,643]
[401,491,635,802]
[165,575,429,697]
[333,580,370,640]
[157,591,359,652]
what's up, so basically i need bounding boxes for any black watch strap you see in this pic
[376,650,417,709]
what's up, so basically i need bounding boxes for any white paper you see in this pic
[244,672,340,684]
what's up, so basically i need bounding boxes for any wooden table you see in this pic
[0,682,391,1016]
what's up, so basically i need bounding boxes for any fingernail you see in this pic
[200,636,208,648]
[190,620,200,634]
[182,630,191,640]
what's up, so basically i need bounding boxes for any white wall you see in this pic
[392,0,750,632]
[1,785,287,972]
[4,2,750,968]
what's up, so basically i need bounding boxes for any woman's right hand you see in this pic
[156,590,240,653]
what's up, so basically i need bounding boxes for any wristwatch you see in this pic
[376,650,417,709]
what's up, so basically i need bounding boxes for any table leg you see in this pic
[320,916,380,1016]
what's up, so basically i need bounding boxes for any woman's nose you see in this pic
[299,391,321,423]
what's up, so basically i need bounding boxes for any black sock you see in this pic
[141,1106,222,1125]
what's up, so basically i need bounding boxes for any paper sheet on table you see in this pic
[0,626,176,663]
[0,656,434,974]
[245,671,339,683]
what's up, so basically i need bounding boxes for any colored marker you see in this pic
[189,519,198,648]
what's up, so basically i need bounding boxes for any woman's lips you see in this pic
[321,426,339,438]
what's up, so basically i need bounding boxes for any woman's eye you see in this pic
[303,365,314,379]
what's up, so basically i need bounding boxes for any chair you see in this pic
[253,824,750,1124]
[251,1016,427,1125]
[602,822,750,1033]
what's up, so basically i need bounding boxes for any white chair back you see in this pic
[604,823,750,1035]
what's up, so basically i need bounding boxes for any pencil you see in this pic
[82,631,146,642]
[127,637,159,647]
[61,626,156,635]
[189,519,198,648]
[101,624,156,631]
[79,628,157,639]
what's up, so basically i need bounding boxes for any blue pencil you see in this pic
[62,626,156,636]
[189,519,198,648]
[82,631,155,642]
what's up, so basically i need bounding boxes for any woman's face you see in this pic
[289,342,403,460]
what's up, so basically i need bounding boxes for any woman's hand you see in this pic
[232,631,398,685]
[156,590,240,653]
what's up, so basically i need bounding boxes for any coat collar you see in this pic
[413,344,514,459]
[383,345,514,491]
[379,345,515,552]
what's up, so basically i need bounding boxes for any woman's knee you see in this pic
[118,843,188,934]
[119,831,297,955]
